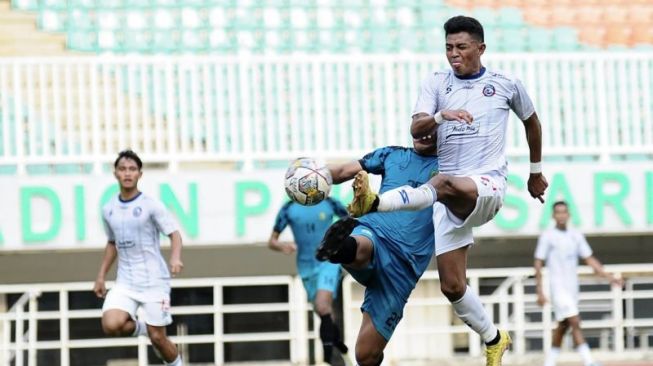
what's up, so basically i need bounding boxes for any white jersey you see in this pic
[102,193,178,291]
[535,227,593,300]
[412,67,535,177]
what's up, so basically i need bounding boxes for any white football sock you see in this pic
[165,354,183,366]
[544,347,560,366]
[451,286,498,343]
[576,343,594,366]
[377,184,436,212]
[131,320,148,337]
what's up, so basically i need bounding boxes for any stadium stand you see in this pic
[6,0,653,54]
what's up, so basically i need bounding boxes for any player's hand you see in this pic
[281,243,297,255]
[536,292,548,307]
[441,109,474,124]
[610,275,624,288]
[93,278,107,298]
[170,257,184,276]
[528,173,548,203]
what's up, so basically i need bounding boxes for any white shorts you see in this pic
[552,292,580,322]
[433,174,506,257]
[102,284,173,327]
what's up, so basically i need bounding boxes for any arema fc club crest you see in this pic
[482,84,495,97]
[133,207,143,217]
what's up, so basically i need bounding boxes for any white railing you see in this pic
[343,264,653,364]
[0,53,652,173]
[2,265,653,365]
[0,276,328,366]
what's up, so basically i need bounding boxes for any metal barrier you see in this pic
[0,53,652,173]
[1,264,653,365]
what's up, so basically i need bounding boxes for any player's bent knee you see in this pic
[101,318,126,336]
[440,279,466,302]
[355,347,383,366]
[314,302,332,316]
[567,317,581,329]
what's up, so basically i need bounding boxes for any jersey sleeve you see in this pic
[273,202,292,233]
[534,232,550,261]
[577,232,593,259]
[412,72,439,117]
[358,146,396,175]
[151,200,178,236]
[327,198,349,218]
[101,212,115,243]
[510,78,536,121]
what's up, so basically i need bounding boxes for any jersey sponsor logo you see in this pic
[445,122,480,140]
[399,190,409,204]
[482,84,496,97]
[117,239,135,248]
[133,207,143,217]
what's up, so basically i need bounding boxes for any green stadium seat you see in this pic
[497,7,524,28]
[68,31,98,52]
[526,28,553,51]
[68,9,94,30]
[12,0,38,11]
[552,27,580,51]
[97,10,121,30]
[123,30,152,52]
[39,10,66,31]
[472,7,498,28]
[41,0,66,10]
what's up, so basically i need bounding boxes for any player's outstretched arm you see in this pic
[523,112,548,203]
[584,256,624,287]
[329,161,363,184]
[168,231,183,276]
[93,242,117,298]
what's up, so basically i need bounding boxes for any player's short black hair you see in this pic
[444,16,484,43]
[114,149,143,170]
[553,201,568,210]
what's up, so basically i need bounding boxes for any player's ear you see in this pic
[478,42,486,56]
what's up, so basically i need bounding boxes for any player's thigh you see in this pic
[433,203,475,257]
[430,174,478,218]
[356,312,388,361]
[140,289,173,327]
[301,272,319,303]
[463,174,506,227]
[359,240,416,341]
[102,286,138,323]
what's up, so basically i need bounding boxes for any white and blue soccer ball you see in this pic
[284,157,332,206]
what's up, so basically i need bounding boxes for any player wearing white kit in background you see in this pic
[347,16,548,365]
[535,201,622,366]
[94,150,184,366]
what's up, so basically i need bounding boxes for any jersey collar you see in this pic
[118,191,142,203]
[454,66,486,80]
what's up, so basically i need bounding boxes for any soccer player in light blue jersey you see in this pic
[268,197,350,364]
[315,136,438,366]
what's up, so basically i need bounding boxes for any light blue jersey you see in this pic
[348,146,438,340]
[358,146,439,276]
[273,198,348,301]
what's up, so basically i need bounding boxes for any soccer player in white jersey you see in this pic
[347,16,549,365]
[535,201,622,366]
[93,150,184,366]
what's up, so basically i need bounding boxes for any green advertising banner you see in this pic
[0,162,651,251]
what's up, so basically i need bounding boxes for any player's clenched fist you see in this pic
[528,173,548,203]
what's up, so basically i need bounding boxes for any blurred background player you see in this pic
[94,150,184,366]
[268,195,349,364]
[534,201,623,366]
[315,135,438,366]
[347,15,548,365]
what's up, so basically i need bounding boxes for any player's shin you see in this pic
[451,285,499,344]
[320,314,347,363]
[377,184,436,212]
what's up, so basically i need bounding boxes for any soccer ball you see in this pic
[284,158,332,206]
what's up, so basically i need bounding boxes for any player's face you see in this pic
[413,133,437,156]
[114,158,142,190]
[445,32,486,76]
[552,205,570,226]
